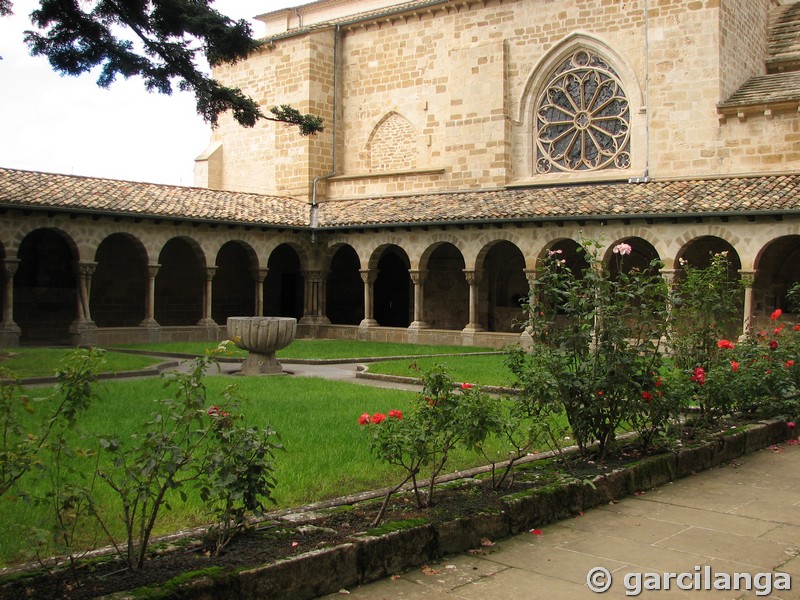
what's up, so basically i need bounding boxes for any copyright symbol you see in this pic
[587,566,612,593]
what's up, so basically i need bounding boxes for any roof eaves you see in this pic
[0,201,313,230]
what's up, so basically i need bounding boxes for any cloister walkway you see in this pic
[321,441,800,599]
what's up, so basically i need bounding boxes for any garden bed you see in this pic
[0,418,792,600]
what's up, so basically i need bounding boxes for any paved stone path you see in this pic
[323,441,800,599]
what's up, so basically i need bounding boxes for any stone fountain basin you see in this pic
[227,317,297,375]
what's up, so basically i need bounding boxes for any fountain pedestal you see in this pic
[227,317,297,375]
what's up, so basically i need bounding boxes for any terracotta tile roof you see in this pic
[2,169,800,230]
[0,168,310,227]
[717,71,800,109]
[315,175,800,228]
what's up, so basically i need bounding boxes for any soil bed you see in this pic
[0,417,791,600]
[0,451,640,600]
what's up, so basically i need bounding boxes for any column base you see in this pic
[461,323,484,334]
[0,322,21,347]
[299,315,331,326]
[519,327,534,351]
[69,320,98,346]
[359,319,378,329]
[407,321,429,331]
[138,319,162,343]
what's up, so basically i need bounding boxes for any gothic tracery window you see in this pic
[535,50,630,174]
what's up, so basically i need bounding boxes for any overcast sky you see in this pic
[0,0,296,187]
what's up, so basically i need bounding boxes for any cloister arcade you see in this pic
[1,214,799,348]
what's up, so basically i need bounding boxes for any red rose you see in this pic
[388,409,403,419]
[358,413,370,426]
[641,391,653,402]
[771,308,783,321]
[717,339,734,350]
[460,382,474,389]
[731,360,740,372]
[769,340,779,350]
[371,412,386,424]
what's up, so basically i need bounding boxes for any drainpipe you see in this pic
[310,24,340,243]
[630,0,651,184]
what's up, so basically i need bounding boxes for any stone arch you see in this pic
[605,236,661,278]
[213,240,258,324]
[15,228,79,343]
[476,239,528,332]
[265,244,303,319]
[155,237,206,326]
[326,244,363,325]
[753,235,800,319]
[91,233,149,327]
[367,112,417,173]
[674,235,743,338]
[675,236,741,273]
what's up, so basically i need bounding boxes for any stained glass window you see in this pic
[535,50,630,173]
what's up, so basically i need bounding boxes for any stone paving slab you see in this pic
[324,442,800,599]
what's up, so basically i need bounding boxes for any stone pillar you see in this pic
[407,269,429,331]
[659,268,678,350]
[252,268,268,317]
[359,269,378,328]
[69,261,98,346]
[197,266,218,328]
[299,270,330,325]
[519,269,539,349]
[461,270,484,334]
[740,269,757,337]
[0,259,21,347]
[139,263,161,342]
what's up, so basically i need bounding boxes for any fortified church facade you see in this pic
[2,0,800,347]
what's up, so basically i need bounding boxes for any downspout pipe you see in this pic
[630,0,651,184]
[310,24,340,242]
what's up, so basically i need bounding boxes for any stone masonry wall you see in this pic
[204,0,799,200]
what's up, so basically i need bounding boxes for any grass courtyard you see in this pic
[0,341,519,566]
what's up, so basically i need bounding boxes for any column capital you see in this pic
[360,269,377,285]
[147,263,161,277]
[252,267,269,282]
[205,266,218,280]
[3,258,20,278]
[302,270,325,283]
[408,269,428,285]
[738,269,757,286]
[659,268,678,287]
[462,269,482,285]
[78,261,98,276]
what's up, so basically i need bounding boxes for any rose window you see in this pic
[535,50,630,173]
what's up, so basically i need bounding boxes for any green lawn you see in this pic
[0,372,522,566]
[0,347,166,379]
[113,339,497,360]
[364,354,518,388]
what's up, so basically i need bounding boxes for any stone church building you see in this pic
[2,0,800,348]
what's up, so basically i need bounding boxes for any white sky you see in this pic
[0,0,296,186]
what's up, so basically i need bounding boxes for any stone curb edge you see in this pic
[110,418,796,600]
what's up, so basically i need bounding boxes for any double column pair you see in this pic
[359,268,484,332]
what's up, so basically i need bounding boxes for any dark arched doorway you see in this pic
[213,241,256,324]
[155,237,205,326]
[15,229,77,343]
[265,244,303,319]
[327,245,363,325]
[374,247,411,327]
[92,233,148,327]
